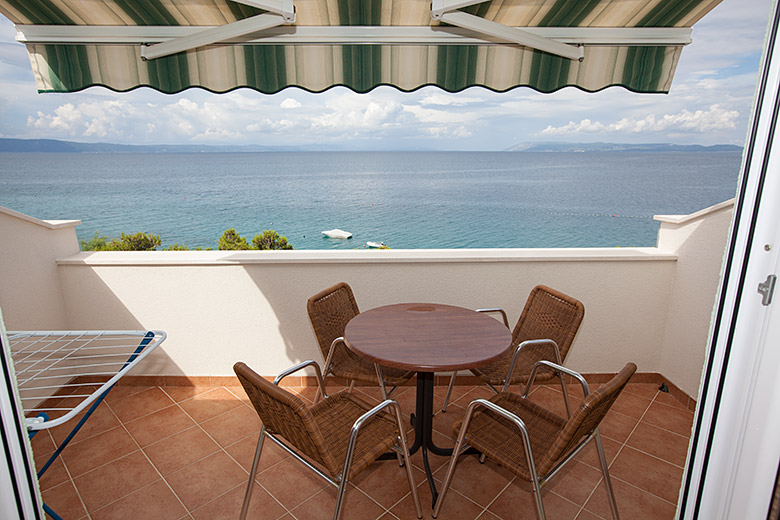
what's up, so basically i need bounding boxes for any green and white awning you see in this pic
[0,0,722,95]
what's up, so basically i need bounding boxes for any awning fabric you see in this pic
[0,0,722,95]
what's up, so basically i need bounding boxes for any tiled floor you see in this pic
[31,379,694,519]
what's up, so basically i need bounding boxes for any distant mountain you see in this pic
[506,142,743,153]
[0,138,340,153]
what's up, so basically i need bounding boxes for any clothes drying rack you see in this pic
[7,329,166,520]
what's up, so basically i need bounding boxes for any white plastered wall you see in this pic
[0,207,79,330]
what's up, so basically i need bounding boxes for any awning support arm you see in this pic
[141,0,294,60]
[431,0,584,61]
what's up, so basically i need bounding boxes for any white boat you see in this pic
[321,229,352,239]
[366,241,386,248]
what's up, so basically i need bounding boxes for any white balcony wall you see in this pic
[0,207,79,330]
[0,201,733,397]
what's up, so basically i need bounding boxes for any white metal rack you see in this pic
[8,329,166,431]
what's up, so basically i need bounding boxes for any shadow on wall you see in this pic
[53,263,183,376]
[237,261,544,374]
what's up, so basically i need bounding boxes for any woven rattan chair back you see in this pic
[539,362,637,475]
[307,282,360,360]
[234,362,334,471]
[511,285,585,362]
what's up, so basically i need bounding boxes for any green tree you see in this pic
[252,229,293,250]
[80,231,109,251]
[105,232,162,251]
[218,228,252,250]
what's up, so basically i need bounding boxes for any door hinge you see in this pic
[758,274,777,306]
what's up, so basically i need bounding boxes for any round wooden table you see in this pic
[344,303,512,503]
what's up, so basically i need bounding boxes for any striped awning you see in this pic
[0,0,722,95]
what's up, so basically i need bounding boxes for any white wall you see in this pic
[0,207,79,330]
[0,201,734,396]
[656,200,734,396]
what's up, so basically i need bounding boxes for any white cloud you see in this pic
[541,104,739,136]
[280,97,301,109]
[419,93,485,106]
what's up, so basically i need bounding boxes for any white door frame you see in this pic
[680,0,780,517]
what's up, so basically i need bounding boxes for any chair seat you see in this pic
[330,346,414,386]
[311,392,399,479]
[454,392,567,480]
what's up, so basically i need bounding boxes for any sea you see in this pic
[0,151,742,250]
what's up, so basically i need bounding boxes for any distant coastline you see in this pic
[0,137,742,154]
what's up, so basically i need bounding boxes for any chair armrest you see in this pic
[339,399,406,480]
[324,337,351,374]
[273,360,328,399]
[476,308,510,329]
[523,360,590,398]
[502,339,562,392]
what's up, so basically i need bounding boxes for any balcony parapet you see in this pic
[57,247,676,266]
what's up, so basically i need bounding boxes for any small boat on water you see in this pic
[366,241,386,248]
[322,229,352,239]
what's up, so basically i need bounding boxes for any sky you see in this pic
[0,0,773,151]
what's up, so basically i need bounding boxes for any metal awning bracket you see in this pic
[431,0,584,61]
[141,0,295,60]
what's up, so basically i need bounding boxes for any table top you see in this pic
[344,303,512,372]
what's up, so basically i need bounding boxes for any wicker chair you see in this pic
[441,285,585,413]
[433,361,637,520]
[234,360,422,520]
[307,282,414,398]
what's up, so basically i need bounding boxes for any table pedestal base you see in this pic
[408,372,452,506]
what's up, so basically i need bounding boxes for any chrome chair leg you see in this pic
[239,426,266,520]
[595,430,620,519]
[441,372,457,412]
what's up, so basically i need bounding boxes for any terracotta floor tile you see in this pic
[254,456,329,510]
[165,451,248,510]
[60,425,138,478]
[224,433,290,475]
[177,387,243,423]
[49,402,120,446]
[350,457,426,509]
[290,484,386,520]
[436,455,514,508]
[525,386,570,418]
[103,385,152,403]
[622,383,661,401]
[610,391,653,420]
[597,411,639,443]
[575,508,606,520]
[29,429,55,456]
[41,479,88,520]
[191,481,287,520]
[653,390,690,410]
[123,403,198,447]
[544,460,603,506]
[108,387,175,423]
[608,447,683,504]
[73,450,159,512]
[36,453,70,491]
[626,422,690,468]
[583,476,676,519]
[433,404,466,439]
[477,510,503,520]
[89,479,187,520]
[573,438,623,470]
[200,403,262,447]
[392,480,483,520]
[487,480,580,520]
[641,402,694,437]
[162,386,214,403]
[143,426,221,476]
